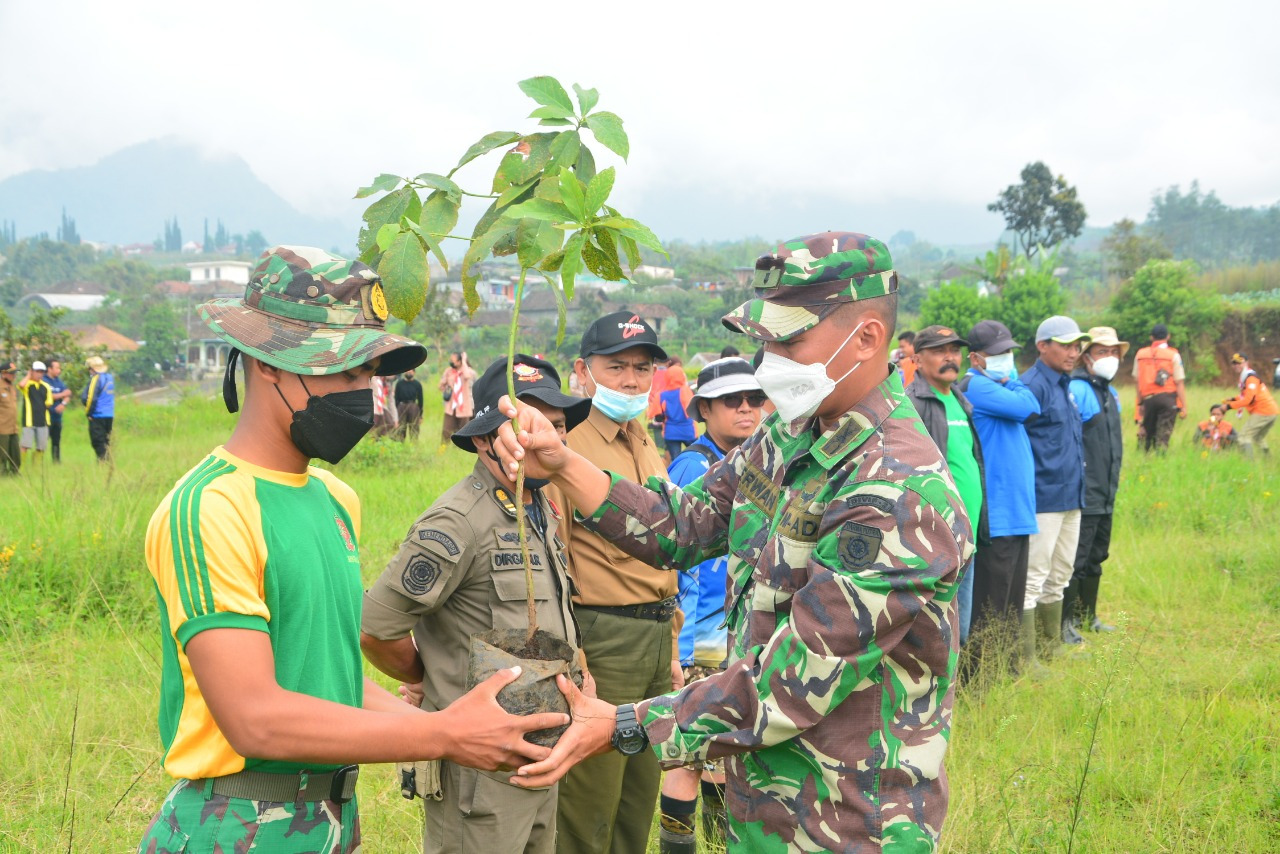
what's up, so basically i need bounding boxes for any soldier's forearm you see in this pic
[360,633,424,684]
[550,450,612,517]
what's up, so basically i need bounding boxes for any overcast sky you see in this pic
[3,0,1278,246]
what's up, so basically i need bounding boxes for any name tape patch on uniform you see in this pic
[417,528,460,556]
[402,554,441,596]
[838,521,883,571]
[493,550,542,569]
[739,461,780,515]
[845,494,896,514]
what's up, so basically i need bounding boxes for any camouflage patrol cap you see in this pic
[722,231,897,342]
[199,246,427,376]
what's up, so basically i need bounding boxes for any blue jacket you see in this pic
[660,387,696,443]
[1020,358,1085,513]
[46,375,68,425]
[82,371,115,418]
[667,434,729,668]
[959,369,1040,537]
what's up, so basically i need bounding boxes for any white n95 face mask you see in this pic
[753,322,863,423]
[1090,355,1120,381]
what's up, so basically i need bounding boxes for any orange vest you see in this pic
[1135,344,1178,397]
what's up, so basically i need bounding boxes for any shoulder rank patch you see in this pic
[492,487,518,518]
[845,494,896,514]
[417,528,460,556]
[401,554,441,596]
[838,521,883,571]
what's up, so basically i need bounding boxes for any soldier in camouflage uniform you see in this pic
[138,247,566,854]
[495,232,973,852]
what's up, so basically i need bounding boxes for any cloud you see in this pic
[3,0,1278,244]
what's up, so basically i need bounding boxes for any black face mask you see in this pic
[484,445,550,490]
[276,377,374,464]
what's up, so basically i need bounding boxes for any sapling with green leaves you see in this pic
[355,76,665,648]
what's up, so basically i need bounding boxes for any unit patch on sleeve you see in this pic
[417,528,460,556]
[845,494,896,514]
[402,554,441,596]
[838,521,883,571]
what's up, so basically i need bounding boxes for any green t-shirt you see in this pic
[940,390,983,540]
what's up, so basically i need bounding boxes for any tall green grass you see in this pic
[1,385,1277,851]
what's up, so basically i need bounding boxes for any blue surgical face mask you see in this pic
[587,365,649,423]
[984,352,1015,381]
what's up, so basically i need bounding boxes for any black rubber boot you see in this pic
[659,795,698,854]
[1081,576,1115,632]
[1060,579,1085,645]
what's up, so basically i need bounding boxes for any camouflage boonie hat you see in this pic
[722,231,897,342]
[199,246,426,376]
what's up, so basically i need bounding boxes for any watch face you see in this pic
[615,727,647,755]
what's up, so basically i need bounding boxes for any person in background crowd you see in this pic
[136,246,563,854]
[1197,403,1236,450]
[83,355,115,461]
[439,352,478,450]
[658,357,765,853]
[1021,316,1090,663]
[1223,352,1278,457]
[372,375,397,437]
[555,310,674,854]
[1132,323,1186,452]
[45,359,71,463]
[660,364,696,460]
[905,325,985,647]
[497,232,971,852]
[0,361,20,474]
[394,369,424,441]
[361,354,591,854]
[960,320,1041,676]
[647,357,670,454]
[1062,327,1126,644]
[718,345,739,359]
[894,330,919,386]
[18,360,53,464]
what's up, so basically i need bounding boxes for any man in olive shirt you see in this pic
[555,310,676,854]
[362,354,590,854]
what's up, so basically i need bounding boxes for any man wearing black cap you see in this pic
[556,309,675,854]
[905,326,986,648]
[959,320,1041,675]
[1132,323,1186,451]
[362,354,590,854]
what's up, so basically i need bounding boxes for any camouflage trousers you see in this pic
[137,778,360,853]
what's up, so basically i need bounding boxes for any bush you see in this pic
[1109,259,1225,377]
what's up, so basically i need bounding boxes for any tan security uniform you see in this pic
[552,405,679,854]
[363,461,578,854]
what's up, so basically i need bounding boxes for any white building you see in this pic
[186,260,252,285]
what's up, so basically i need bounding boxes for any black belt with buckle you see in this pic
[578,597,677,622]
[204,765,359,803]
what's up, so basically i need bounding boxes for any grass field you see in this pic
[1,385,1277,852]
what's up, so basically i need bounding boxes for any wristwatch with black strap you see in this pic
[611,703,649,755]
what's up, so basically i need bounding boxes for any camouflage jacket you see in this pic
[580,371,972,852]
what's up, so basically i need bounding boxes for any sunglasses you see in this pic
[716,392,768,409]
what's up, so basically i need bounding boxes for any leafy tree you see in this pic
[0,220,16,251]
[244,230,268,258]
[918,282,989,337]
[1109,259,1224,374]
[1,238,96,290]
[1101,218,1170,281]
[214,219,229,251]
[999,252,1067,348]
[358,76,664,644]
[0,305,91,389]
[988,162,1087,257]
[57,208,80,244]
